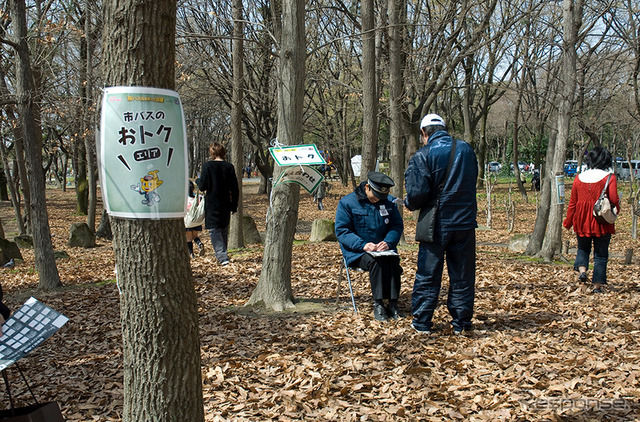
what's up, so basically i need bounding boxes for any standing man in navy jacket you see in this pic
[335,172,404,322]
[404,114,478,334]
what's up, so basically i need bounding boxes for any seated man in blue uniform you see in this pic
[335,172,404,322]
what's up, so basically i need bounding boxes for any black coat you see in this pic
[196,160,239,229]
[0,283,10,320]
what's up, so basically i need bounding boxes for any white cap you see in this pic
[420,113,445,129]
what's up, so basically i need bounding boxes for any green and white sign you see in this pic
[269,144,326,166]
[273,165,324,193]
[99,86,188,219]
[555,174,565,205]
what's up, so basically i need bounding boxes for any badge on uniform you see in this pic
[379,205,389,217]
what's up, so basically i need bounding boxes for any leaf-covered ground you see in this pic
[1,180,639,421]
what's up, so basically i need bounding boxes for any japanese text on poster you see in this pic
[273,165,324,193]
[269,144,326,167]
[99,86,188,219]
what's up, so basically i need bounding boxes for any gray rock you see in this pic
[14,234,33,249]
[54,250,71,260]
[242,215,263,244]
[310,219,337,242]
[0,238,23,266]
[508,234,529,253]
[67,222,96,248]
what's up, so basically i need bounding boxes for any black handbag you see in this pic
[415,140,457,243]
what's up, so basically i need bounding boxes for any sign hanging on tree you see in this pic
[99,86,188,219]
[273,165,324,193]
[269,144,326,167]
[555,174,565,204]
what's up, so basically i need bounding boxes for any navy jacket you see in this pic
[335,182,404,266]
[196,160,239,229]
[404,130,478,232]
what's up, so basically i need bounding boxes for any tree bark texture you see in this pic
[102,0,204,420]
[113,219,202,421]
[539,0,583,261]
[229,0,245,250]
[10,0,61,289]
[84,2,98,232]
[526,128,557,255]
[247,0,305,311]
[388,0,406,202]
[360,0,378,180]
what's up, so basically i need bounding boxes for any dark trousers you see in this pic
[209,226,229,263]
[412,229,475,332]
[353,254,402,301]
[574,234,611,284]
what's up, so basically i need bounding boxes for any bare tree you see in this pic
[102,0,204,420]
[538,0,584,260]
[228,0,245,249]
[360,0,378,180]
[247,0,305,311]
[6,0,61,289]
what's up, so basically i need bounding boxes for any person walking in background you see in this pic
[404,114,478,335]
[185,181,205,258]
[563,147,620,293]
[335,172,404,322]
[314,179,328,210]
[196,142,239,266]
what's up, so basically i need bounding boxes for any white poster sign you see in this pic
[555,174,565,204]
[269,144,326,167]
[99,86,188,219]
[273,165,324,193]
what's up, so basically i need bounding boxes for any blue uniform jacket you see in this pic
[404,130,478,232]
[335,183,404,266]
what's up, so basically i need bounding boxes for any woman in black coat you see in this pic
[196,142,239,266]
[0,283,10,337]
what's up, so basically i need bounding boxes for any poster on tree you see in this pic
[99,86,188,219]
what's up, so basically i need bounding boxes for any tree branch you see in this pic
[0,37,18,49]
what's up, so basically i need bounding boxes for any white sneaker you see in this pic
[221,260,230,266]
[411,323,431,335]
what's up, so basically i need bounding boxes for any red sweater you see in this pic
[563,170,620,237]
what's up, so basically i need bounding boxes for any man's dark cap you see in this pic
[367,172,394,199]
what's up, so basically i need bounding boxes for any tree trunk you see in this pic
[388,0,406,203]
[102,0,204,420]
[359,0,378,180]
[83,1,98,232]
[96,208,112,240]
[228,0,245,250]
[10,0,61,289]
[247,0,305,311]
[526,128,557,255]
[539,0,583,261]
[0,140,25,235]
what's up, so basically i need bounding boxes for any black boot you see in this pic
[194,237,205,256]
[387,300,403,320]
[187,241,194,258]
[373,302,389,322]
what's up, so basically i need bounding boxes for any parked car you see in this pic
[510,161,528,173]
[564,160,579,176]
[487,161,502,173]
[615,159,640,180]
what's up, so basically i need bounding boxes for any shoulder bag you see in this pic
[593,174,617,224]
[184,194,206,228]
[415,140,457,243]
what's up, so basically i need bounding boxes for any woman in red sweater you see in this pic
[563,147,620,293]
